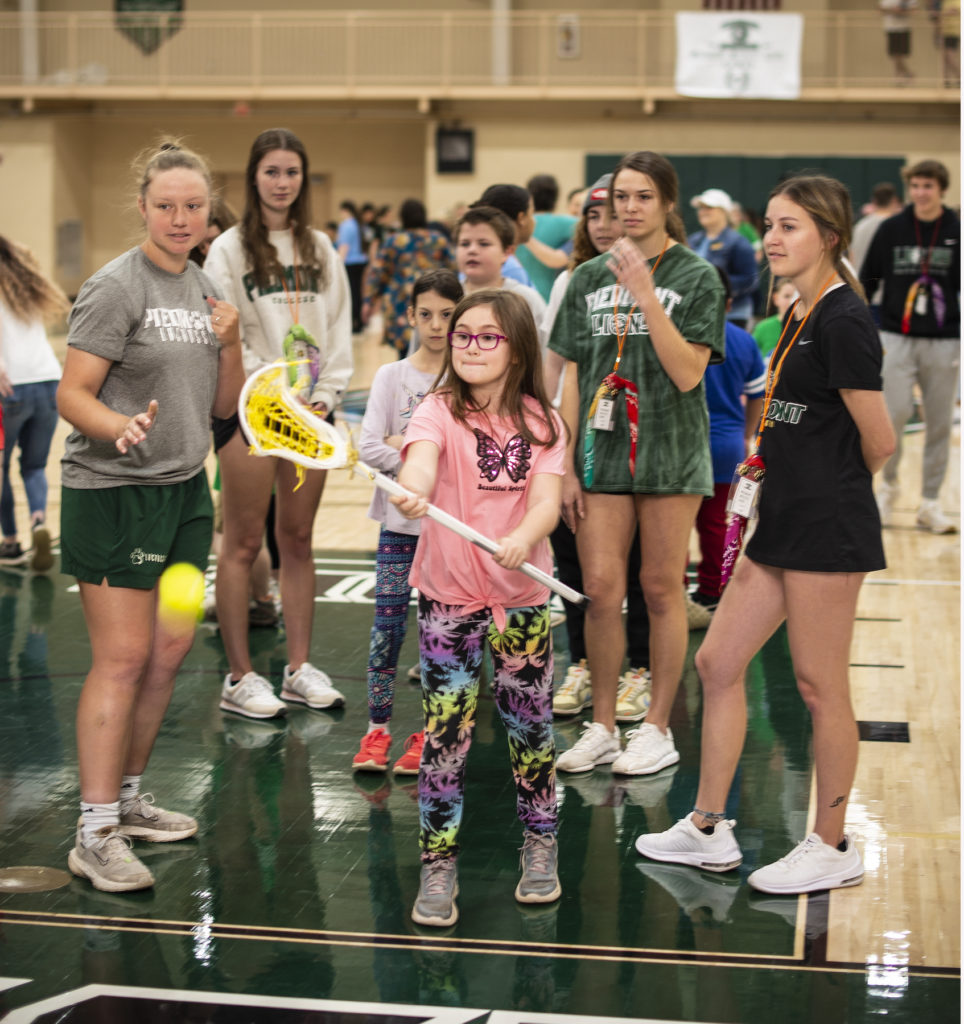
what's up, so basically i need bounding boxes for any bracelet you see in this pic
[693,808,726,825]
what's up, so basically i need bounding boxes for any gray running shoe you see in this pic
[515,831,561,904]
[117,794,198,842]
[411,858,459,927]
[67,825,155,893]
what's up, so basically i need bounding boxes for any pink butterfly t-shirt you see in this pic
[402,392,566,630]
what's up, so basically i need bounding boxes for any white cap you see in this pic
[691,188,734,213]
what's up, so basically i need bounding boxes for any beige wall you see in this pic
[0,104,957,286]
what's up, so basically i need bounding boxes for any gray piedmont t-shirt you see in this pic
[61,247,222,489]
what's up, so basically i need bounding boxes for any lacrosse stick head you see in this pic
[239,362,350,471]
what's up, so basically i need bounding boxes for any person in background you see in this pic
[474,184,536,287]
[338,200,369,333]
[850,183,902,276]
[518,174,578,302]
[189,196,238,268]
[860,158,960,534]
[0,237,70,571]
[752,277,797,358]
[688,188,759,328]
[362,198,455,357]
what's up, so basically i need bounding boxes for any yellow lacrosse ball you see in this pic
[157,562,205,632]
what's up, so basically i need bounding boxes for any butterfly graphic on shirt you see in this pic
[473,428,531,483]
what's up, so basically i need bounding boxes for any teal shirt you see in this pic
[517,213,577,302]
[548,244,726,495]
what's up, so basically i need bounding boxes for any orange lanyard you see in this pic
[755,272,837,451]
[610,234,670,373]
[280,227,301,324]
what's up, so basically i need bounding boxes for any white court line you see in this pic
[866,578,960,587]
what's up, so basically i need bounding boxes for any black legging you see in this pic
[345,262,367,333]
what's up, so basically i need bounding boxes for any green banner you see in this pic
[115,0,182,56]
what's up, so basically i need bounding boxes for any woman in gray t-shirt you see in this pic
[56,140,244,895]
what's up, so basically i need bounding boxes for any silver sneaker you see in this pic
[220,671,287,719]
[411,858,459,926]
[876,480,898,526]
[68,825,155,893]
[916,498,958,535]
[281,662,345,710]
[515,831,561,904]
[117,794,198,842]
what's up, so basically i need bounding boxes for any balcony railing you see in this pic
[0,10,958,100]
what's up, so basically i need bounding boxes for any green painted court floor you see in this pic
[0,556,958,1023]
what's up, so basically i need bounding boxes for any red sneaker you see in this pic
[352,728,391,771]
[392,731,425,775]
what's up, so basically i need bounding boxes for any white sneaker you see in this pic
[552,660,591,717]
[281,662,345,710]
[747,833,864,894]
[615,668,651,723]
[612,722,680,776]
[876,480,898,526]
[555,721,621,773]
[635,812,743,872]
[220,671,287,719]
[916,498,958,535]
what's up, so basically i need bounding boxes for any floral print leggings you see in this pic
[416,594,558,862]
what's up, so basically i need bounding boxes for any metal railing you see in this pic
[0,9,958,98]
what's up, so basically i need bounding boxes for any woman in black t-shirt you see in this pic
[635,176,896,896]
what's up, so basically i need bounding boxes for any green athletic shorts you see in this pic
[60,471,213,589]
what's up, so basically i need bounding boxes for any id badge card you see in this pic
[592,397,616,431]
[915,282,929,316]
[726,472,762,520]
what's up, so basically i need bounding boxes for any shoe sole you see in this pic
[612,748,680,777]
[280,687,345,710]
[30,530,53,573]
[916,521,957,535]
[116,822,198,842]
[556,750,619,773]
[615,708,649,723]
[747,869,863,894]
[515,880,562,904]
[353,759,389,772]
[219,698,287,720]
[635,838,742,873]
[552,698,591,717]
[68,848,155,892]
[392,761,420,775]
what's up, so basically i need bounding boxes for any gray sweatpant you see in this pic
[880,330,961,499]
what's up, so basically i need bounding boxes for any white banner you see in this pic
[675,13,803,100]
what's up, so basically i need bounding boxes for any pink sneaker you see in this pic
[392,731,425,775]
[352,728,391,771]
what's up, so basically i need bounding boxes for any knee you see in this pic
[641,572,682,617]
[581,569,625,611]
[275,522,313,560]
[91,646,152,689]
[694,643,738,696]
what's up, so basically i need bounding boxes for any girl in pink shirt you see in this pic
[394,289,566,927]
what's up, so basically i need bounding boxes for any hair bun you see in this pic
[159,142,180,152]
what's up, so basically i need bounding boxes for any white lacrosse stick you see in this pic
[239,362,589,607]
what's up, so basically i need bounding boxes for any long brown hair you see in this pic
[0,236,70,324]
[432,290,559,448]
[768,175,865,301]
[240,128,325,290]
[608,151,687,244]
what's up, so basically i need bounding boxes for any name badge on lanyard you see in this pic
[591,397,616,431]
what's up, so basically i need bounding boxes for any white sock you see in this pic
[119,774,142,810]
[368,721,390,735]
[80,801,120,843]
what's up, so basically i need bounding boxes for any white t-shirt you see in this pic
[0,304,62,385]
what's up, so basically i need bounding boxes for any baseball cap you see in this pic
[691,188,734,213]
[582,174,612,214]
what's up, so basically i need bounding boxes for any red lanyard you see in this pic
[754,272,837,451]
[914,213,942,277]
[280,227,301,324]
[610,234,670,373]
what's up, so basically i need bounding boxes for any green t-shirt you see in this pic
[752,314,783,357]
[548,244,725,495]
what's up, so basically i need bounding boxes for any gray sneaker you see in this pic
[411,858,459,927]
[281,662,345,710]
[117,794,198,842]
[515,831,561,904]
[67,825,155,893]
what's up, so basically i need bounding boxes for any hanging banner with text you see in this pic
[115,0,183,56]
[675,13,804,99]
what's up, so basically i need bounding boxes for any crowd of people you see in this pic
[0,138,957,928]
